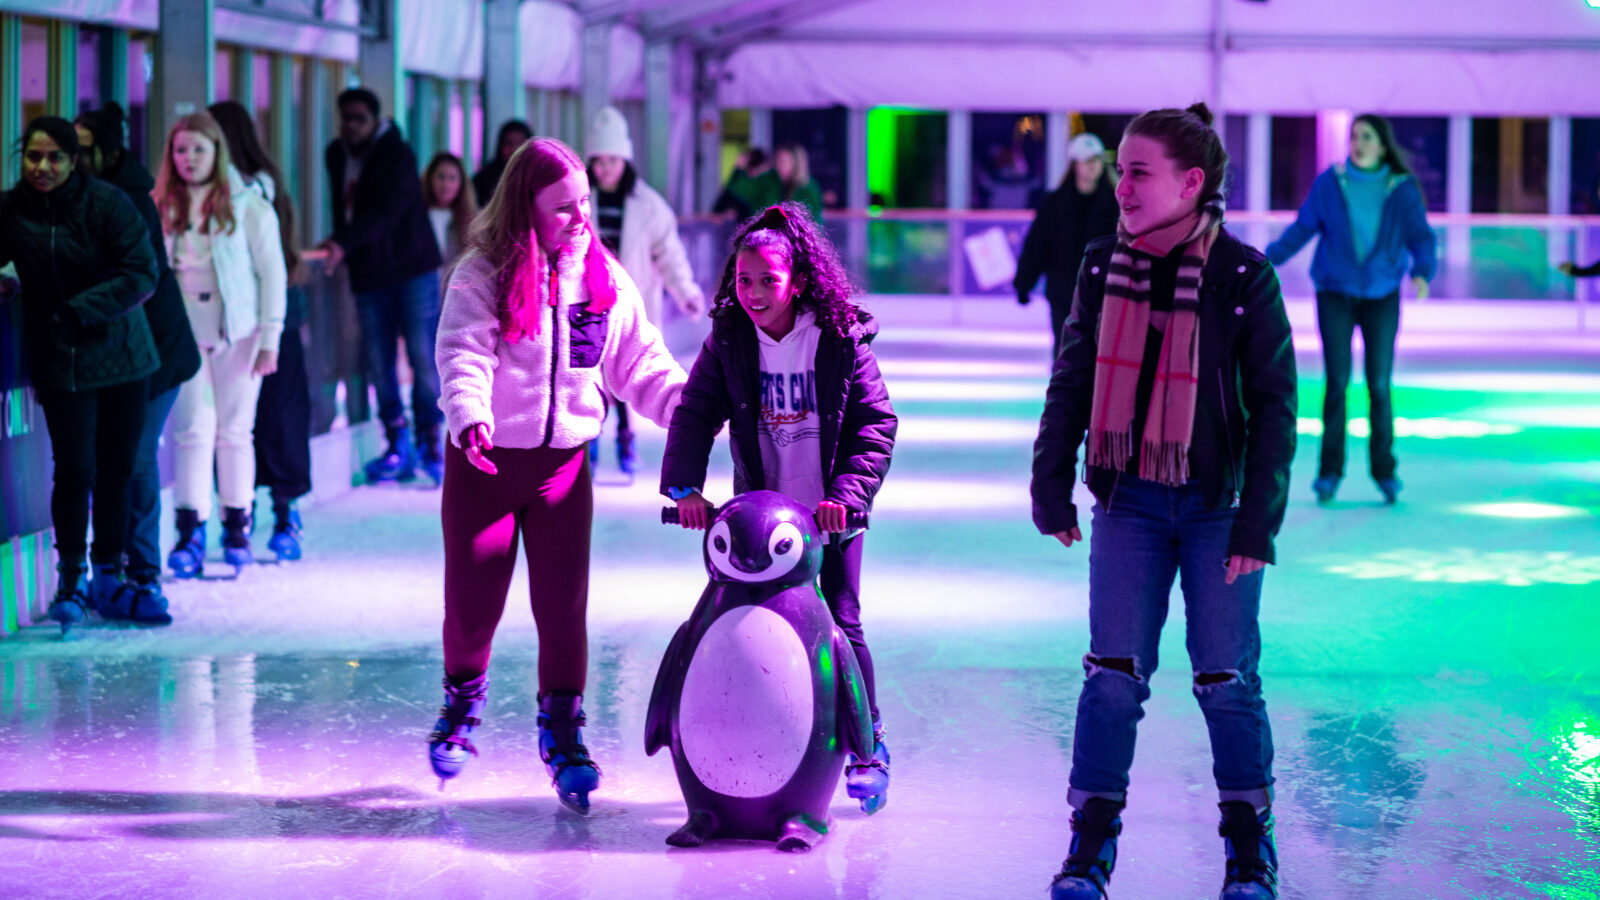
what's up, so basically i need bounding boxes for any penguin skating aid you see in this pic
[648,492,873,851]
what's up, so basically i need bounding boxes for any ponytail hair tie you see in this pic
[755,205,789,230]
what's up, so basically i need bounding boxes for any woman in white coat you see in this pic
[152,112,287,576]
[586,105,705,475]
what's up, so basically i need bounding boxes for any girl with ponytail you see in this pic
[1031,103,1298,900]
[427,137,687,813]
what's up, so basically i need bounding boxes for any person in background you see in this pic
[1266,113,1436,506]
[0,116,165,630]
[424,151,479,272]
[318,88,446,486]
[712,147,771,221]
[472,119,533,208]
[766,142,824,223]
[976,145,1037,210]
[585,105,706,476]
[209,99,312,562]
[154,112,287,577]
[1557,260,1599,278]
[75,103,201,607]
[1015,132,1120,361]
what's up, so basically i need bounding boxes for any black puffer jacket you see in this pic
[661,306,898,514]
[325,122,442,295]
[100,155,201,397]
[1031,228,1298,563]
[0,172,159,393]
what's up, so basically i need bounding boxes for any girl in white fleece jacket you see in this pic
[427,138,687,814]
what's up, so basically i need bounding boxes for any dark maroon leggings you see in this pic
[441,442,592,689]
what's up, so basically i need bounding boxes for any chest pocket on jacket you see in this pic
[568,306,609,369]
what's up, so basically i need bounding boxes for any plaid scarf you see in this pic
[1087,205,1222,486]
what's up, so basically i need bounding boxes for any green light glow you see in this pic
[1457,502,1591,520]
[1295,417,1522,440]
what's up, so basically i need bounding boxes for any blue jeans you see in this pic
[355,270,442,432]
[125,385,181,581]
[1068,477,1275,810]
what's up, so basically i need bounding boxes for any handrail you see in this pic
[680,209,1600,227]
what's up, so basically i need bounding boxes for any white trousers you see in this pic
[173,333,263,520]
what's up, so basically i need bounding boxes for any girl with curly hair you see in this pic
[660,202,899,814]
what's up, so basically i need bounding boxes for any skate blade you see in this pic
[556,792,591,816]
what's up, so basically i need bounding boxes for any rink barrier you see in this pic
[679,210,1600,330]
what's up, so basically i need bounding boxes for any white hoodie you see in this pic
[436,232,687,449]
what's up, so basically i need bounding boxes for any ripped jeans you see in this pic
[1068,477,1275,811]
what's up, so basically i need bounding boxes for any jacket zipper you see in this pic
[1218,369,1240,502]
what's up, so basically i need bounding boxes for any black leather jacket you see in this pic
[1031,228,1298,563]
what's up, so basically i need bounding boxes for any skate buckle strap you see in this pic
[845,757,889,775]
[542,741,601,779]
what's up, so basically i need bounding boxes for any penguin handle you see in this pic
[660,507,870,529]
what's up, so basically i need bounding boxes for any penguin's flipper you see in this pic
[645,619,693,756]
[831,626,873,761]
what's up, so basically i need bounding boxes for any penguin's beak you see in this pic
[729,537,772,575]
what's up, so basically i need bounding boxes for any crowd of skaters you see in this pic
[4,85,1600,900]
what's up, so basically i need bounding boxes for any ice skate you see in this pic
[47,561,90,635]
[221,506,253,572]
[428,673,488,785]
[365,421,418,483]
[1311,475,1339,505]
[267,506,303,562]
[538,692,601,814]
[1217,802,1278,900]
[167,509,206,579]
[845,719,890,814]
[92,562,172,626]
[1049,797,1124,899]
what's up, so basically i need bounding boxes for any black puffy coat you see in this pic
[1031,228,1298,564]
[325,123,442,295]
[0,172,159,393]
[660,306,897,514]
[99,155,201,398]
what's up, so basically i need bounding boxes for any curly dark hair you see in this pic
[710,202,861,338]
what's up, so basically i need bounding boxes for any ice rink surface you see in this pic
[2,297,1597,899]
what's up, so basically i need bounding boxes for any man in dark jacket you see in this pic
[319,87,446,485]
[76,104,202,599]
[1014,133,1120,361]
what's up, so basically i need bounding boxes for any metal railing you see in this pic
[679,210,1600,332]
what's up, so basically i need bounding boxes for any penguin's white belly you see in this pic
[679,604,815,798]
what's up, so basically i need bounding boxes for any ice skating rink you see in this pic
[2,297,1597,899]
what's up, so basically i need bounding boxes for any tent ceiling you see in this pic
[570,0,1600,50]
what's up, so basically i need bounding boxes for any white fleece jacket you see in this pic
[436,233,687,449]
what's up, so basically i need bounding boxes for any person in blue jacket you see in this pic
[1266,113,1436,505]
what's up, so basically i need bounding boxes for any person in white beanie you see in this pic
[1014,131,1120,362]
[586,105,705,476]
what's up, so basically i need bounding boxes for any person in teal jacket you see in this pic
[1266,113,1436,506]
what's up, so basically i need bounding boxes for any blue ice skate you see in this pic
[428,674,488,786]
[1218,802,1279,900]
[167,510,206,579]
[221,507,253,572]
[47,562,90,635]
[539,691,601,814]
[268,507,303,562]
[92,562,172,626]
[1050,798,1124,900]
[845,719,891,814]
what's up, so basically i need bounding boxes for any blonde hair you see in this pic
[152,112,236,236]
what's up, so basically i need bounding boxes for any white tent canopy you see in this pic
[571,0,1600,115]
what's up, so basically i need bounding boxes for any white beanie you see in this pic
[587,106,633,161]
[1066,133,1106,162]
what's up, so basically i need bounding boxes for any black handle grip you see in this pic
[660,507,870,529]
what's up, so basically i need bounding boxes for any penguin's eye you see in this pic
[774,538,792,555]
[713,536,727,553]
